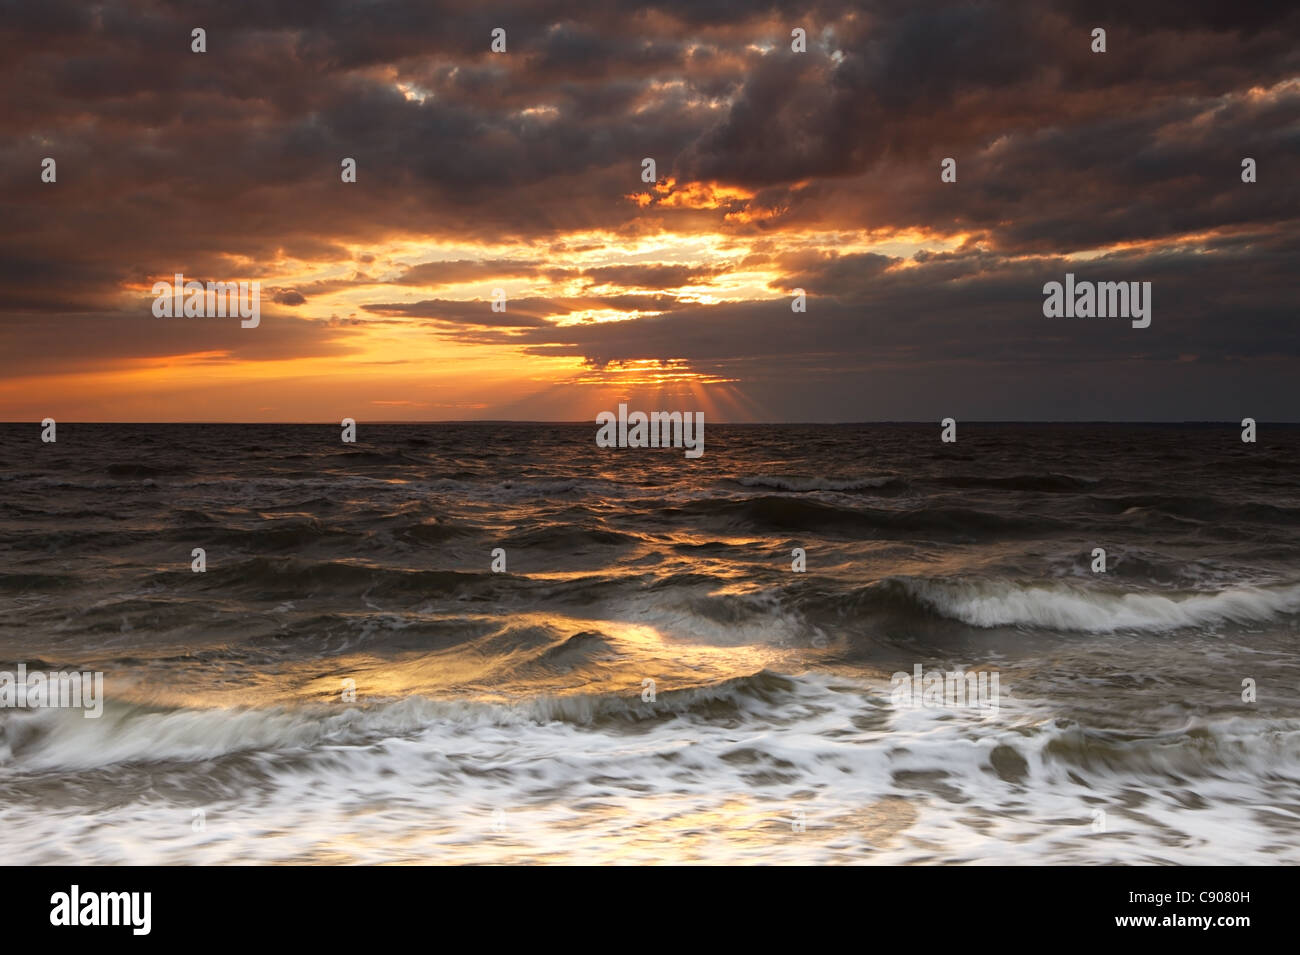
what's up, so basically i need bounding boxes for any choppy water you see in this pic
[1,422,1298,864]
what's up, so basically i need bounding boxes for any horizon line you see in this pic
[4,419,1293,426]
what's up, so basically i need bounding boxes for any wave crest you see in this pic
[887,576,1300,632]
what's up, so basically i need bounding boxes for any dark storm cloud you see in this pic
[434,232,1298,378]
[362,293,681,327]
[5,0,1294,249]
[361,297,557,327]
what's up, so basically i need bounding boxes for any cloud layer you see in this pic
[2,0,1297,420]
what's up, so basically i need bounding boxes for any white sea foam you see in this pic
[895,577,1300,632]
[2,673,1298,865]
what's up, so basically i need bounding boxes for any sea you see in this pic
[1,422,1297,864]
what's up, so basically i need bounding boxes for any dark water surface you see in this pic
[1,423,1297,863]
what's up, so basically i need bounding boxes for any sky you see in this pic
[2,0,1297,422]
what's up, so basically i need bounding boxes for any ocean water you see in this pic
[1,422,1298,864]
